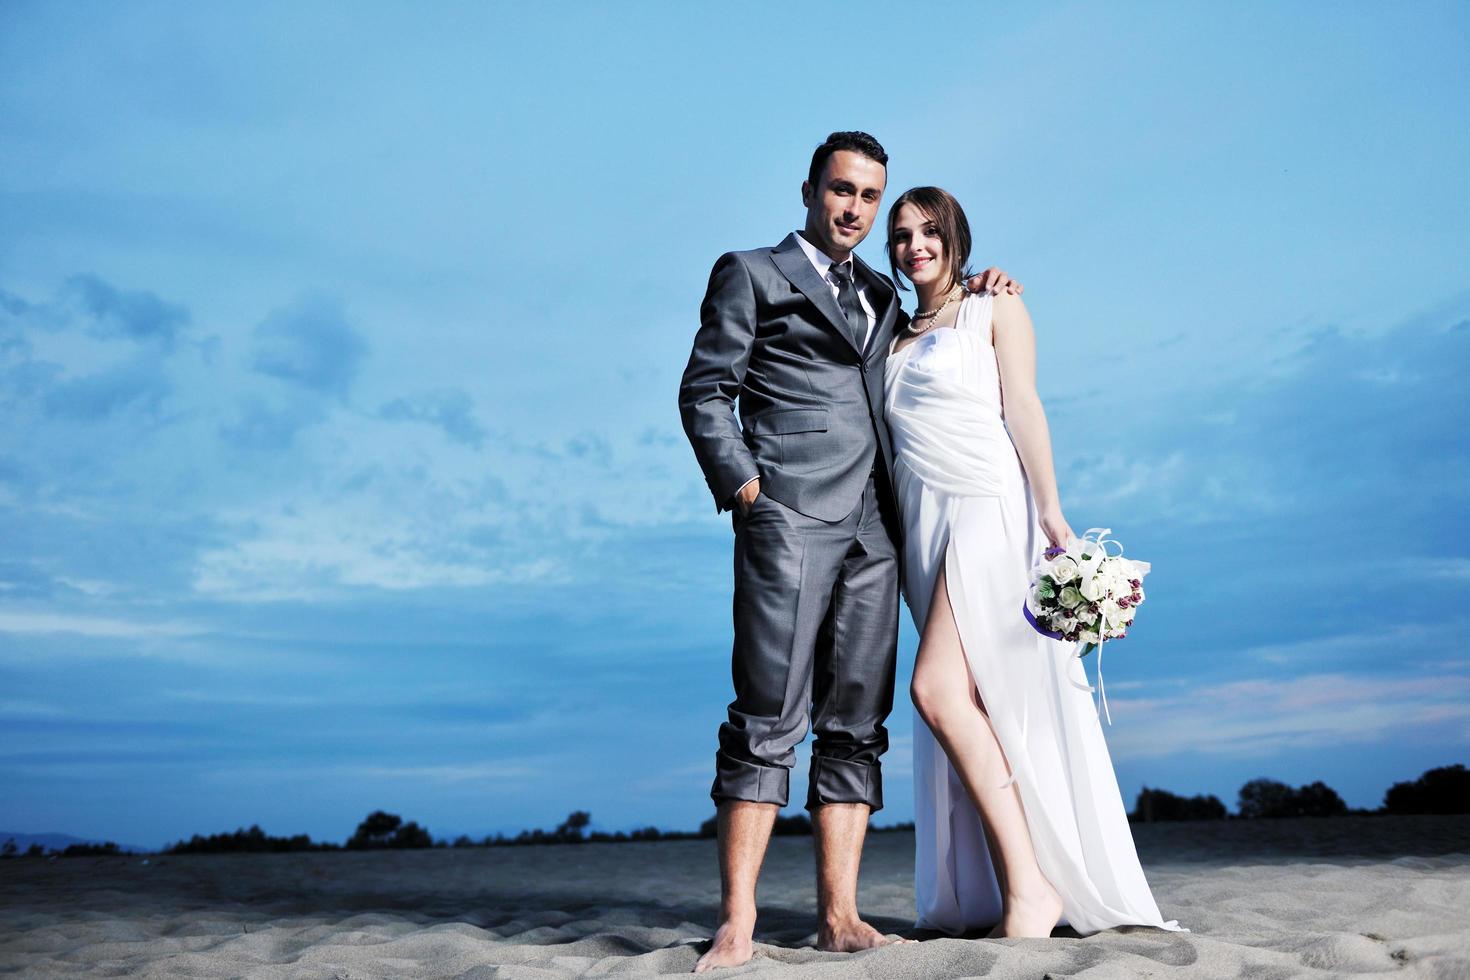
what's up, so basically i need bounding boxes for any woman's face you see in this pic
[890,203,948,291]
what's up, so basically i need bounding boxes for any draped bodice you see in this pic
[884,292,1021,499]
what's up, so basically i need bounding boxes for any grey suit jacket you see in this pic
[679,232,905,522]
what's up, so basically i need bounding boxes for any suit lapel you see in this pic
[854,254,899,362]
[771,233,863,358]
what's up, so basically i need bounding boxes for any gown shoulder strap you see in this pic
[957,289,995,343]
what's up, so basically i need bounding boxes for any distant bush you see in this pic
[1293,780,1349,817]
[1129,787,1227,822]
[347,810,432,849]
[60,841,122,856]
[166,824,326,854]
[1383,764,1470,815]
[1238,778,1347,818]
[1238,778,1297,818]
[1,837,122,858]
[476,812,698,846]
[554,810,591,842]
[696,811,813,838]
[629,826,667,841]
[773,813,812,835]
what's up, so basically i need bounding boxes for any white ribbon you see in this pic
[996,701,1028,790]
[1063,527,1130,727]
[1070,636,1112,727]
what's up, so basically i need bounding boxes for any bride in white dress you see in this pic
[882,187,1186,939]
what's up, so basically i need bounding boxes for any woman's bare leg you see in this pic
[911,561,1063,939]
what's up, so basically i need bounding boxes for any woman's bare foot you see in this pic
[984,878,1064,939]
[818,916,914,952]
[693,916,755,972]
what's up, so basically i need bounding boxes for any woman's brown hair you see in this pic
[885,186,973,293]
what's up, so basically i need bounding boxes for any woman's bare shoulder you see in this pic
[990,290,1029,315]
[990,290,1033,332]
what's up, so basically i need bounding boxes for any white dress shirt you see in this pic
[793,230,878,351]
[733,233,879,507]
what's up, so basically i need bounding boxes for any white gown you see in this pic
[883,291,1185,936]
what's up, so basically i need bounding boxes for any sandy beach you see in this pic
[3,814,1469,979]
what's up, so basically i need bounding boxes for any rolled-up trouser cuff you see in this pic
[805,755,883,813]
[711,750,790,807]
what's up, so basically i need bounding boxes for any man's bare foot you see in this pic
[983,879,1064,939]
[693,918,755,973]
[818,916,914,953]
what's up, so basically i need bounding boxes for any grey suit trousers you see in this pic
[713,466,900,813]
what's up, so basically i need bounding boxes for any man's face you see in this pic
[801,150,886,260]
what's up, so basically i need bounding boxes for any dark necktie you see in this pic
[828,261,868,351]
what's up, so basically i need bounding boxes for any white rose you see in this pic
[1058,585,1083,609]
[1079,573,1106,602]
[1047,555,1079,584]
[1104,570,1130,597]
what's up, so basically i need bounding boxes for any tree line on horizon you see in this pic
[1129,764,1469,821]
[4,763,1465,858]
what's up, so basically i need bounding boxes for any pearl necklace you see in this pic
[908,286,961,334]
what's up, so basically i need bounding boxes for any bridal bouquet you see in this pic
[1024,527,1149,653]
[1024,528,1150,726]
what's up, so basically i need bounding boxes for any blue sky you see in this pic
[1,2,1467,851]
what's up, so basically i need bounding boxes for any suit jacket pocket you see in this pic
[750,409,830,436]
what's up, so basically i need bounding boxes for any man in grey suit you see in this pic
[679,131,1019,971]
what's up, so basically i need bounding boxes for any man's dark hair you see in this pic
[807,131,888,189]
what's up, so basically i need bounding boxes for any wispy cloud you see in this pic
[157,688,338,708]
[60,274,190,347]
[203,760,538,786]
[350,763,535,784]
[1226,622,1467,668]
[1104,668,1470,760]
[41,356,172,420]
[190,498,561,600]
[0,699,69,718]
[249,292,366,397]
[377,388,486,449]
[0,611,203,639]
